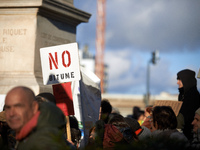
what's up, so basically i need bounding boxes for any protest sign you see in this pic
[153,100,183,116]
[72,66,101,147]
[40,42,80,85]
[40,43,81,141]
[0,95,6,112]
[52,82,74,116]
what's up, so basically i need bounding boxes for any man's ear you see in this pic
[32,101,39,114]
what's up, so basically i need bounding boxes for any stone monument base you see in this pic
[0,0,90,95]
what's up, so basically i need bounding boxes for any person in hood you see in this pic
[4,86,73,150]
[177,69,200,141]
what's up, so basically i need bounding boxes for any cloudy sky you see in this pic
[74,0,200,95]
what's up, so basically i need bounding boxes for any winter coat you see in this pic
[103,124,134,149]
[16,102,72,150]
[177,69,200,140]
[190,129,200,149]
[152,129,188,142]
[138,126,152,140]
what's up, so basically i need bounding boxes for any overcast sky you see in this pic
[74,0,200,95]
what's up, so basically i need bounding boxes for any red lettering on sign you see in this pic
[48,50,71,70]
[49,52,58,70]
[62,50,71,68]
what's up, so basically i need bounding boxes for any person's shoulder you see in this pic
[18,128,71,150]
[141,126,151,134]
[170,130,188,142]
[37,102,66,129]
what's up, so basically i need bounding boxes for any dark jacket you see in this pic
[190,129,200,149]
[16,102,72,150]
[152,129,188,142]
[177,69,200,140]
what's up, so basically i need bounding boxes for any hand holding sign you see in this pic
[40,43,81,141]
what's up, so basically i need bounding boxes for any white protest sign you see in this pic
[0,95,6,112]
[40,43,81,85]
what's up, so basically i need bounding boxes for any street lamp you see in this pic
[146,50,159,106]
[198,68,200,79]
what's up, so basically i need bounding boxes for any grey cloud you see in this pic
[74,0,200,95]
[105,0,200,52]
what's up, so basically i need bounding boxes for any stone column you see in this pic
[0,0,91,94]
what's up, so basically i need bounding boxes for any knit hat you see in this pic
[124,117,141,132]
[138,126,152,140]
[0,111,6,122]
[36,92,56,104]
[195,108,200,116]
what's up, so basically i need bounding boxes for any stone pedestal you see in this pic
[0,0,91,94]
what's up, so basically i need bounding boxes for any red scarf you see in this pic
[135,128,142,135]
[16,111,40,140]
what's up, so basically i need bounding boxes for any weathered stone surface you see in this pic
[0,0,91,94]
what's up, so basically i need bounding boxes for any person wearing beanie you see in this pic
[124,117,151,140]
[176,69,200,141]
[36,92,56,104]
[190,108,200,149]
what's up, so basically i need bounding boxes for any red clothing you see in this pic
[16,111,40,140]
[103,124,124,149]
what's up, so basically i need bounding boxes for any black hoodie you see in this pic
[177,69,200,140]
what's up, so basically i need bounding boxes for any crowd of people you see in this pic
[0,68,200,150]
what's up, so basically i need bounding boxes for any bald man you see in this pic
[4,86,73,150]
[4,86,38,134]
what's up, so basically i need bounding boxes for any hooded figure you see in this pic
[177,69,200,141]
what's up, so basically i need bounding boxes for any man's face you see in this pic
[192,113,200,133]
[4,90,35,133]
[177,79,183,88]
